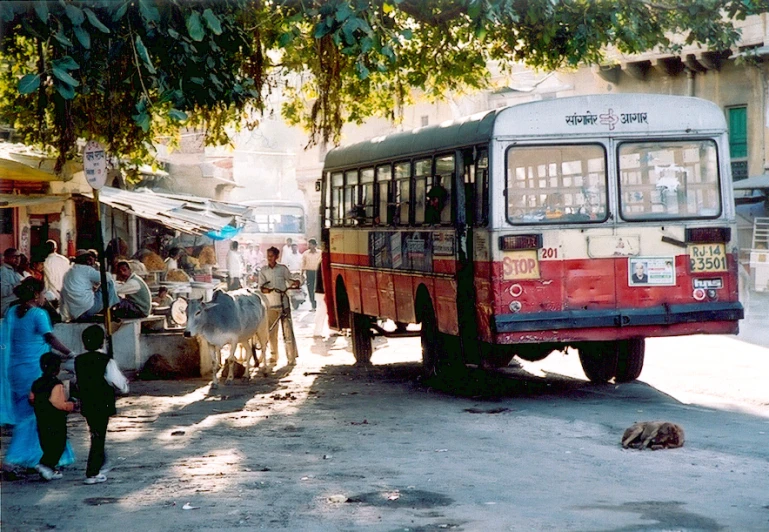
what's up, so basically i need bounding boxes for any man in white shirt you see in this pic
[280,238,293,266]
[112,260,152,319]
[301,239,322,311]
[226,240,243,290]
[60,250,119,322]
[258,246,299,366]
[283,243,303,272]
[43,239,70,301]
[1,247,22,317]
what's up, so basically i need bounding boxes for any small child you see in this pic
[29,352,75,481]
[152,286,174,307]
[74,325,128,485]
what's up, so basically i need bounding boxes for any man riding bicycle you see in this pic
[258,246,299,367]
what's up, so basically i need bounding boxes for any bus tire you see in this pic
[615,338,645,382]
[578,342,618,384]
[418,297,441,378]
[350,312,373,365]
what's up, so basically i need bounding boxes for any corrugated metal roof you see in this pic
[87,186,249,235]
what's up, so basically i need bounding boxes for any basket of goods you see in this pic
[165,269,191,282]
[197,246,217,266]
[141,251,166,272]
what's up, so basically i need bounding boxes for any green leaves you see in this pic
[64,4,85,26]
[33,2,48,23]
[51,66,79,87]
[202,9,222,35]
[18,74,40,95]
[187,11,204,41]
[84,8,110,34]
[139,0,160,24]
[135,36,156,74]
[168,109,188,122]
[0,0,756,173]
[74,26,91,49]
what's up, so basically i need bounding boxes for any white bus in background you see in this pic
[238,200,308,253]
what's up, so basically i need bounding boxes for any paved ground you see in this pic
[2,297,768,531]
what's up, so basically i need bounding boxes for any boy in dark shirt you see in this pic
[30,352,75,481]
[74,325,128,485]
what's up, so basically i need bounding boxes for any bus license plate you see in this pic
[688,244,727,272]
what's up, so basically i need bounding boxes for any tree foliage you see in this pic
[0,0,766,172]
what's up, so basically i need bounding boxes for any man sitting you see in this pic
[112,261,151,320]
[60,250,119,322]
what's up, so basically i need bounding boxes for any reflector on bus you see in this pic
[499,234,542,251]
[685,227,731,243]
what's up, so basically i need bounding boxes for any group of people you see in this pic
[225,238,322,312]
[1,277,127,484]
[1,241,153,323]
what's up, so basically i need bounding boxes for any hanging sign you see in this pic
[83,140,107,189]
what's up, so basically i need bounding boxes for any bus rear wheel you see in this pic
[419,297,442,378]
[578,342,618,384]
[615,338,645,382]
[350,312,373,365]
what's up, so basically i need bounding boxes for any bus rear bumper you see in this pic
[493,302,744,334]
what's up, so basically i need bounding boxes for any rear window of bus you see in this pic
[618,140,721,221]
[506,144,608,224]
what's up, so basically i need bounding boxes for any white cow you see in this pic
[184,289,270,387]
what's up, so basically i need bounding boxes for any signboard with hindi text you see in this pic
[83,140,107,189]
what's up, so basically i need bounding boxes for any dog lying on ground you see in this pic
[621,421,685,450]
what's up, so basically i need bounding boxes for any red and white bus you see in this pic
[319,94,744,382]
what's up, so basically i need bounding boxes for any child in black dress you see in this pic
[29,352,75,481]
[74,325,128,485]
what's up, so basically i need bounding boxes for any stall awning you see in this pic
[0,193,69,208]
[85,186,250,235]
[0,154,59,182]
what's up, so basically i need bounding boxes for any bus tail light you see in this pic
[685,227,730,243]
[499,234,542,251]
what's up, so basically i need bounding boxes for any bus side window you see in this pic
[376,165,392,225]
[360,167,375,225]
[394,161,411,226]
[345,169,360,225]
[414,158,431,225]
[322,173,332,229]
[475,150,489,226]
[331,172,344,226]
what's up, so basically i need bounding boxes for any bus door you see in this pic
[454,147,483,359]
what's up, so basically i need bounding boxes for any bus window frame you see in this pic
[505,142,610,226]
[360,167,375,225]
[414,157,432,226]
[331,171,344,226]
[433,153,454,225]
[376,164,393,225]
[344,169,360,226]
[394,160,412,226]
[616,138,723,222]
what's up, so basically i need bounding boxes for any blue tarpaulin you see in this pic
[205,225,241,240]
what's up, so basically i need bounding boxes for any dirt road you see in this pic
[3,304,768,531]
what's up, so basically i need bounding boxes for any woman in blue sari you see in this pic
[1,277,75,472]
